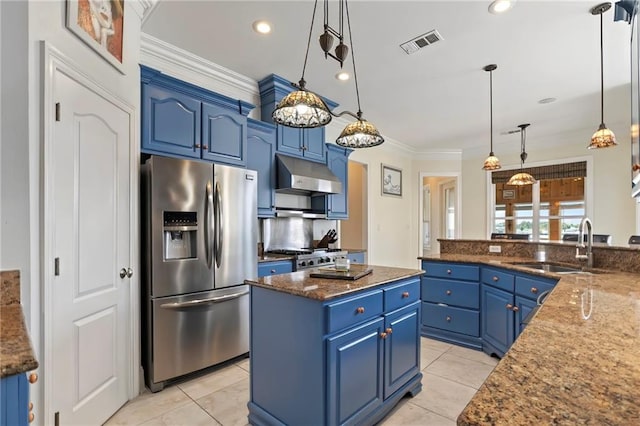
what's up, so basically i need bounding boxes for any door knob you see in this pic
[127,268,133,278]
[119,268,127,279]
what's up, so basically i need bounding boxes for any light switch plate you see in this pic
[489,245,502,253]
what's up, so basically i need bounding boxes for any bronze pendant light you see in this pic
[507,123,536,186]
[482,64,501,170]
[588,2,617,149]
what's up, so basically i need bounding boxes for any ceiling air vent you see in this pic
[400,30,443,55]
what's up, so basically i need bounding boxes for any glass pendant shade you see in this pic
[482,153,501,171]
[588,123,617,149]
[336,118,384,148]
[506,171,536,186]
[272,89,332,128]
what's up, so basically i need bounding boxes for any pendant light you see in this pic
[482,64,501,170]
[507,123,536,186]
[272,0,384,148]
[588,2,617,149]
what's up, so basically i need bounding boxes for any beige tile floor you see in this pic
[104,338,498,426]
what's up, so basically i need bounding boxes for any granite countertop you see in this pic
[419,255,640,424]
[245,264,423,301]
[1,270,39,378]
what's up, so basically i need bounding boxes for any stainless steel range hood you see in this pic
[275,154,342,195]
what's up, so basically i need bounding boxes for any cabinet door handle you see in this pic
[446,290,452,295]
[380,332,388,339]
[531,287,538,294]
[356,306,365,314]
[203,145,208,150]
[493,276,499,282]
[512,306,520,312]
[446,316,452,322]
[446,269,452,275]
[270,269,276,273]
[195,143,201,148]
[402,291,410,298]
[506,304,513,310]
[386,327,393,334]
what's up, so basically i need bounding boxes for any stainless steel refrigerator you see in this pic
[141,155,257,392]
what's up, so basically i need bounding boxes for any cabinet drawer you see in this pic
[422,262,479,281]
[257,261,293,277]
[481,267,514,292]
[422,302,479,337]
[422,278,479,309]
[384,278,420,312]
[326,290,383,334]
[515,275,557,300]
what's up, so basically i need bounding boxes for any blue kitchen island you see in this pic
[245,264,424,426]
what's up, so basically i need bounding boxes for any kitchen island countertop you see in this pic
[419,254,640,425]
[245,264,422,301]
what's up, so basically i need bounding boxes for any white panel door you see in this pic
[50,69,131,425]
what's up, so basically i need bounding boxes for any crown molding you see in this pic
[129,0,156,20]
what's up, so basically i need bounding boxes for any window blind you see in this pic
[491,161,587,184]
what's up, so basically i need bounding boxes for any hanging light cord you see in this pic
[489,69,494,153]
[300,0,320,85]
[345,0,363,118]
[599,10,604,124]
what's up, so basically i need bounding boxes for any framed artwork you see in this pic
[381,164,402,197]
[66,0,126,74]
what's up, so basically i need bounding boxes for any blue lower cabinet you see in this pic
[384,302,420,399]
[516,296,538,337]
[481,283,515,358]
[327,318,384,425]
[347,252,365,264]
[257,260,293,277]
[1,373,29,426]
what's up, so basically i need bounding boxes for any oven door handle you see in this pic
[159,290,248,310]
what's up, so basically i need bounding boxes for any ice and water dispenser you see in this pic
[163,211,197,260]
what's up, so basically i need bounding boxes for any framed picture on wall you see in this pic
[66,0,126,74]
[381,164,402,197]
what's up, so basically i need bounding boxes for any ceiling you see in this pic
[142,1,632,153]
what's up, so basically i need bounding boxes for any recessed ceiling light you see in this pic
[538,97,557,104]
[335,71,350,81]
[252,20,272,35]
[488,0,514,14]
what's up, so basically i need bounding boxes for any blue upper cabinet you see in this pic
[326,144,352,219]
[202,102,247,167]
[258,74,338,163]
[142,83,201,159]
[141,65,254,167]
[247,119,276,217]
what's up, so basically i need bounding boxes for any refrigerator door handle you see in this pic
[204,181,214,269]
[214,181,223,268]
[159,290,249,310]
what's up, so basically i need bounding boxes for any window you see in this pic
[491,162,587,241]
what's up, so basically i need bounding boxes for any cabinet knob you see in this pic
[380,332,388,339]
[203,145,208,150]
[29,402,33,411]
[29,412,35,423]
[446,269,452,275]
[386,327,393,334]
[270,269,276,273]
[446,290,452,295]
[506,304,513,310]
[195,143,201,149]
[446,316,452,322]
[492,276,499,282]
[512,306,520,312]
[402,291,410,298]
[633,163,640,172]
[356,306,365,314]
[28,372,38,384]
[531,287,538,294]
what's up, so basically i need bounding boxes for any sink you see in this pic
[511,262,593,274]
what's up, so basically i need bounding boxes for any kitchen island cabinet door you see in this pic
[0,373,29,426]
[141,84,201,159]
[516,295,537,337]
[327,317,384,426]
[383,301,421,399]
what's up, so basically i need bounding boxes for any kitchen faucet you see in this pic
[575,217,593,268]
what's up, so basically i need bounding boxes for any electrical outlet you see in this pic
[489,245,502,253]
